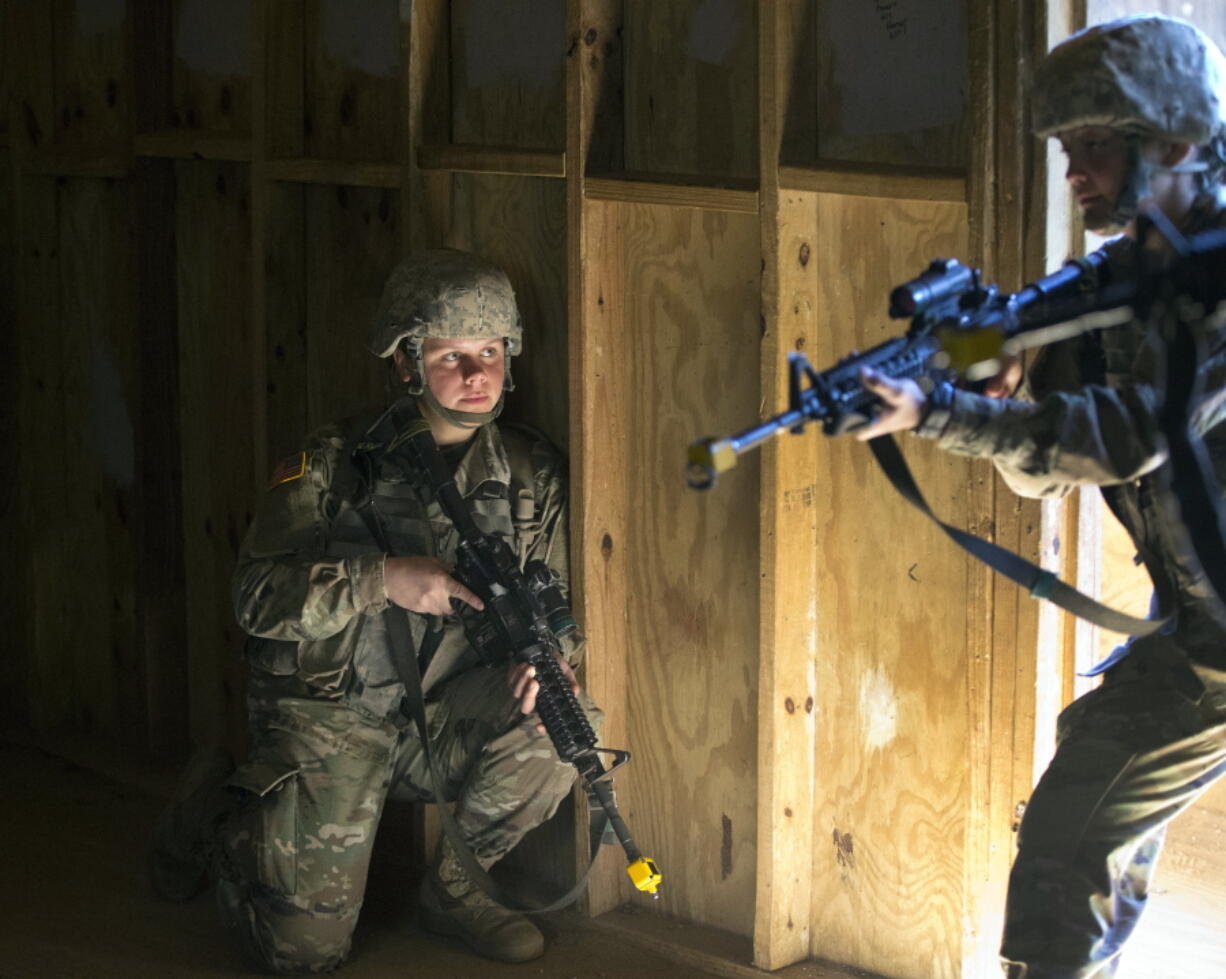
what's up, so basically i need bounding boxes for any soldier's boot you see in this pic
[149,746,234,903]
[417,838,545,963]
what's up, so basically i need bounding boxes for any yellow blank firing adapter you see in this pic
[627,856,663,897]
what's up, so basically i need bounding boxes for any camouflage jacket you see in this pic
[233,402,580,723]
[915,194,1226,661]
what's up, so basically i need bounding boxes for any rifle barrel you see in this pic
[686,407,807,489]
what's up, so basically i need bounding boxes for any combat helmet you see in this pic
[369,249,522,427]
[1032,15,1226,229]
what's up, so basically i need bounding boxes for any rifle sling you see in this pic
[351,486,602,914]
[866,434,1167,656]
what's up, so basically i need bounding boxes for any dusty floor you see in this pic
[11,735,1217,979]
[0,741,706,979]
[0,741,871,979]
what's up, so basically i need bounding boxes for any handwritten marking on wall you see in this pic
[826,0,966,136]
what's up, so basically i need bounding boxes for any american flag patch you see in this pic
[268,452,306,488]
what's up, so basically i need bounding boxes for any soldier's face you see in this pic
[417,336,506,412]
[1059,127,1130,231]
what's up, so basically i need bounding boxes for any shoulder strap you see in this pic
[497,420,551,514]
[867,434,1168,647]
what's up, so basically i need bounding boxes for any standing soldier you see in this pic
[151,249,600,971]
[856,15,1226,978]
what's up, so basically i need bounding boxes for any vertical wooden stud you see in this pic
[753,0,816,969]
[567,0,628,916]
[405,0,450,253]
[963,1,1059,974]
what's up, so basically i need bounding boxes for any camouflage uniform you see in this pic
[207,401,598,972]
[916,196,1226,979]
[907,16,1226,975]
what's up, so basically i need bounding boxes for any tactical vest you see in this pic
[1039,211,1226,666]
[259,408,553,725]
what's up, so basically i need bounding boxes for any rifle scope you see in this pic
[888,258,975,319]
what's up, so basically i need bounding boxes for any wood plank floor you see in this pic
[0,740,871,979]
[5,736,1220,978]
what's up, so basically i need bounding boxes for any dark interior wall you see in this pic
[1,0,584,756]
[0,3,20,732]
[1,1,416,756]
[2,2,1055,974]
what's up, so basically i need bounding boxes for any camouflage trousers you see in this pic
[1000,634,1226,978]
[209,665,602,974]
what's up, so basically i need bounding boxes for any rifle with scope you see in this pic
[688,225,1226,491]
[686,223,1226,625]
[687,247,1121,490]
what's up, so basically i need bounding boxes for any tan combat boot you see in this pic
[149,746,234,902]
[418,839,545,963]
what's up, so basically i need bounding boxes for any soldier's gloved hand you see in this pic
[383,555,484,616]
[854,367,927,439]
[509,653,581,735]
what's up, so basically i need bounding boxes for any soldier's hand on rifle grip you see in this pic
[383,555,484,616]
[509,654,581,734]
[854,367,928,440]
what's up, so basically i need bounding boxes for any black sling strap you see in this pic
[865,433,1167,642]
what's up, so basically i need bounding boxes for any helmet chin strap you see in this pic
[419,384,504,430]
[1094,134,1210,235]
[1088,136,1147,235]
[401,336,514,431]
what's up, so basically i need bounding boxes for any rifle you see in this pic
[686,248,1114,489]
[687,227,1226,635]
[394,419,662,900]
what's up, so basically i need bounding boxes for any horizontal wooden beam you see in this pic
[264,158,401,188]
[417,143,565,178]
[585,171,759,213]
[779,161,966,203]
[20,150,131,179]
[133,129,252,162]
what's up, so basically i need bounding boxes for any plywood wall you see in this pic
[805,193,972,976]
[620,203,762,934]
[2,2,1084,977]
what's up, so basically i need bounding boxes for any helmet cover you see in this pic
[1032,15,1226,144]
[368,249,523,358]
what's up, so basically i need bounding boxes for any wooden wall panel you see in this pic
[0,143,19,729]
[56,176,141,738]
[450,0,565,151]
[618,202,762,935]
[303,183,397,432]
[131,158,189,755]
[52,0,129,149]
[17,176,69,732]
[169,0,252,134]
[174,160,254,751]
[262,181,308,464]
[448,173,569,450]
[814,0,968,169]
[13,174,142,739]
[804,193,971,977]
[264,0,306,158]
[303,0,401,162]
[623,0,757,180]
